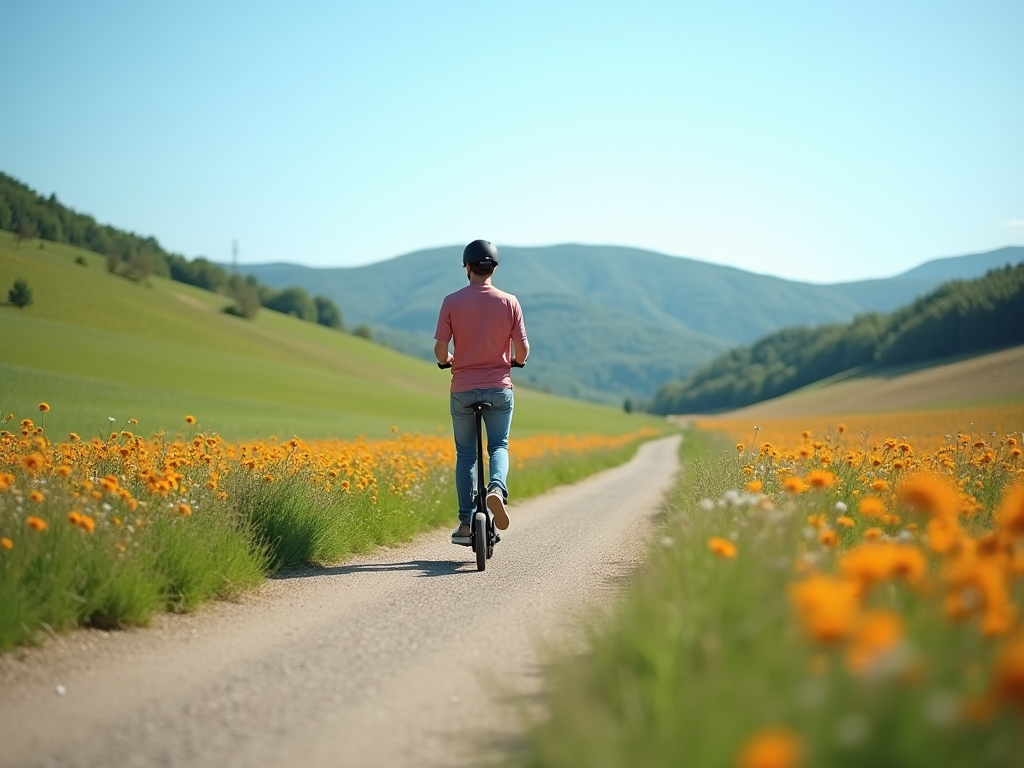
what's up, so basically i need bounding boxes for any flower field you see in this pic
[516,404,1024,768]
[0,403,657,651]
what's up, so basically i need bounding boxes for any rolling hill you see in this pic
[237,244,1024,404]
[0,231,658,440]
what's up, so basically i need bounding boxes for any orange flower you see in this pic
[747,480,763,493]
[26,516,48,532]
[38,402,50,412]
[819,529,837,547]
[847,610,904,674]
[899,471,959,519]
[28,489,45,503]
[708,536,737,558]
[807,470,836,489]
[836,516,855,529]
[99,475,119,492]
[995,483,1024,539]
[56,465,72,477]
[783,477,807,494]
[790,575,861,643]
[185,415,197,425]
[1,537,13,550]
[863,527,883,540]
[859,496,885,518]
[992,633,1024,710]
[926,516,962,554]
[0,472,14,491]
[68,511,95,533]
[736,727,803,768]
[177,503,193,517]
[871,478,889,492]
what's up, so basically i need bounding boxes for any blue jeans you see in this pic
[450,387,514,523]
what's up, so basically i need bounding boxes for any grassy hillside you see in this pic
[238,244,1023,403]
[706,344,1024,420]
[0,231,661,440]
[650,262,1024,414]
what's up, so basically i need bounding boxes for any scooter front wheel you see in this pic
[473,512,487,571]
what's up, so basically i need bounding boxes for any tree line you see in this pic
[648,262,1024,414]
[0,171,344,328]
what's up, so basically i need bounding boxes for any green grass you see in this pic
[510,431,1024,768]
[0,230,665,440]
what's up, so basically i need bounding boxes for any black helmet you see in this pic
[462,239,499,266]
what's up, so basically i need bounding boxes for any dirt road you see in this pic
[0,435,681,768]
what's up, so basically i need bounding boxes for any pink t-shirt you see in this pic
[434,283,528,393]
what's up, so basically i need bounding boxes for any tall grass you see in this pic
[512,428,1024,768]
[0,426,659,651]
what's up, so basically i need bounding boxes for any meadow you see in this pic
[0,230,660,440]
[514,403,1024,768]
[1,232,670,650]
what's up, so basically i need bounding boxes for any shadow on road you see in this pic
[273,559,476,580]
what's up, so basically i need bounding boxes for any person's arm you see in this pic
[434,298,454,365]
[434,340,453,366]
[513,337,530,364]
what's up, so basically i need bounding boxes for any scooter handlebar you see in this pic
[437,360,524,370]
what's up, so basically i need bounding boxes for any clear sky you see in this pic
[1,0,1021,283]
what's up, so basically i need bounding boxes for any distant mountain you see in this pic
[237,244,1024,404]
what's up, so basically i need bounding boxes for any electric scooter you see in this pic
[438,360,523,571]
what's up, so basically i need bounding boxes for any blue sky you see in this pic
[1,0,1021,282]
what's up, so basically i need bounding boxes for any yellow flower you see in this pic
[26,516,49,532]
[736,727,803,768]
[22,452,45,472]
[708,536,737,558]
[185,415,197,425]
[38,402,50,413]
[68,432,80,441]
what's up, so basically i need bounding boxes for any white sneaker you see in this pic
[486,489,509,530]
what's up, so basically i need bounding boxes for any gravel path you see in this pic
[0,435,680,768]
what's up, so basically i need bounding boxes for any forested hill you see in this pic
[239,244,1022,404]
[0,172,343,329]
[649,262,1024,415]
